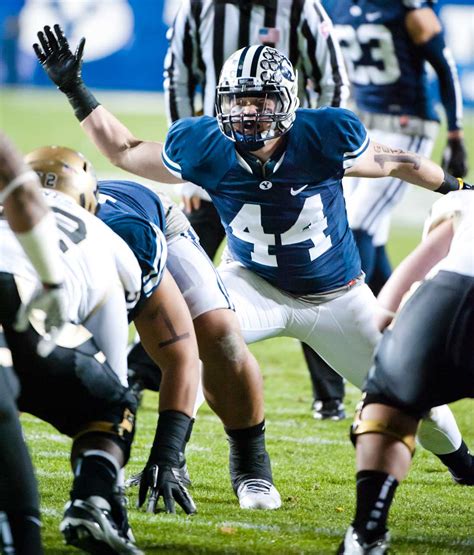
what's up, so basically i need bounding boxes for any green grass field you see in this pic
[1,88,473,554]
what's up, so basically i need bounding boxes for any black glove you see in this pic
[441,137,469,178]
[33,24,98,122]
[137,463,196,515]
[33,24,85,92]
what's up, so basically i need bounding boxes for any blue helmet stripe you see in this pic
[236,46,251,77]
[250,45,265,77]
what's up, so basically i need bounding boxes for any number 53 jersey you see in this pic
[326,0,439,121]
[163,108,368,294]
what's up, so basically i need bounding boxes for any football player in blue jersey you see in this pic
[34,26,474,512]
[324,0,468,295]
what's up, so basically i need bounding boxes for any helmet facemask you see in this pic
[216,46,299,150]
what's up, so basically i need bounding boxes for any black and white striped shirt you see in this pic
[164,0,350,124]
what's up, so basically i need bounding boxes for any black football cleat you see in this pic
[312,399,346,421]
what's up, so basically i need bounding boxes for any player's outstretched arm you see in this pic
[33,24,182,184]
[346,141,472,194]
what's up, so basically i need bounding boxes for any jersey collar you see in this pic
[235,136,287,179]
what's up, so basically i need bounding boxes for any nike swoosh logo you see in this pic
[290,184,309,196]
[366,11,382,22]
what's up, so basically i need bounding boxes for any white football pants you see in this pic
[219,260,463,455]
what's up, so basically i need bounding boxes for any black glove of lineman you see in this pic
[441,137,469,178]
[137,463,196,515]
[33,24,85,92]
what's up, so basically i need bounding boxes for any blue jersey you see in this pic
[97,180,167,308]
[325,0,439,121]
[163,110,366,294]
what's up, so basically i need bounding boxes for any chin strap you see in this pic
[234,133,266,152]
[239,141,266,152]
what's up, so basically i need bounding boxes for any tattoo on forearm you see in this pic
[156,305,190,348]
[373,144,420,170]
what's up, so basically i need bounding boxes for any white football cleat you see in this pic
[236,479,282,510]
[338,526,390,554]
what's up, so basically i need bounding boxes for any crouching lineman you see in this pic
[1,144,145,554]
[0,131,69,554]
[340,189,474,554]
[26,148,200,516]
[94,178,277,510]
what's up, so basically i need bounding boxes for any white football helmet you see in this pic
[216,45,299,148]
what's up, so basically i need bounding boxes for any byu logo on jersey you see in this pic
[259,181,273,190]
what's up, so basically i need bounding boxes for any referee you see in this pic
[164,0,350,421]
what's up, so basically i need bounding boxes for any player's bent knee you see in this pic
[350,395,416,455]
[197,312,249,367]
[215,331,249,365]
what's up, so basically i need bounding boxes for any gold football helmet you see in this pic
[25,146,98,213]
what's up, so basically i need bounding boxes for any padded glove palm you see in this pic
[33,24,85,92]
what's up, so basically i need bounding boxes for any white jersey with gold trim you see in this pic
[0,190,141,324]
[423,190,474,278]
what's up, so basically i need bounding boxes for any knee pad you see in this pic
[350,394,417,455]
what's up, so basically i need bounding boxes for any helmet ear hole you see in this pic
[24,146,98,214]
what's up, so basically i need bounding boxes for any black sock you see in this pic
[225,421,272,489]
[352,470,398,544]
[71,451,118,505]
[6,509,43,555]
[437,441,474,480]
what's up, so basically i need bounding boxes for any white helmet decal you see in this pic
[260,48,295,84]
[216,45,299,148]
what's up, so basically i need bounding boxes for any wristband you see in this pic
[63,82,100,122]
[0,171,39,203]
[435,171,463,195]
[15,210,65,285]
[149,410,191,467]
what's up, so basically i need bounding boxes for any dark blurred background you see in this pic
[0,0,473,106]
[0,0,176,91]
